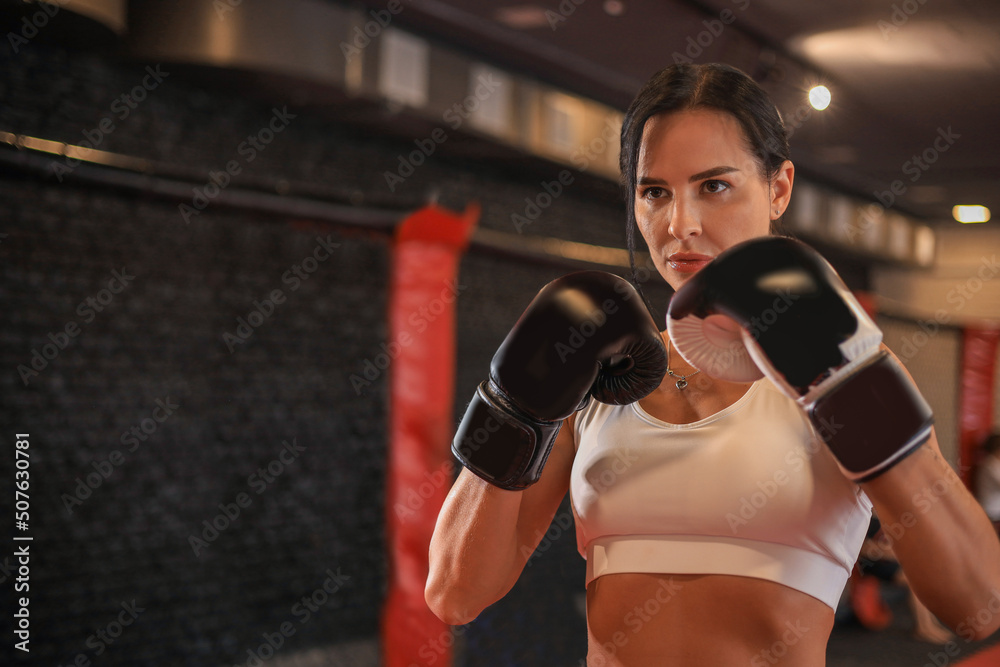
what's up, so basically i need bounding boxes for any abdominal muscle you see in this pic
[585,572,833,666]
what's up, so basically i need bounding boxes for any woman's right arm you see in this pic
[425,416,577,625]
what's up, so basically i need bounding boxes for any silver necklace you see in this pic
[666,345,700,390]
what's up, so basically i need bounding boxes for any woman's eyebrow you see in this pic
[636,176,667,186]
[689,166,739,182]
[636,166,740,187]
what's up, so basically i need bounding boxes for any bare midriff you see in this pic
[585,572,833,666]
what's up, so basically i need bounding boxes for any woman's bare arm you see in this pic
[425,417,576,625]
[860,348,1000,639]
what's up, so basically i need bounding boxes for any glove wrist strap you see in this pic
[808,352,933,482]
[452,381,561,490]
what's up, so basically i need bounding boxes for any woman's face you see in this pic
[634,109,794,291]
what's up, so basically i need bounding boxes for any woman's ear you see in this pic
[770,160,795,219]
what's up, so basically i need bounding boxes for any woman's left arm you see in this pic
[859,346,1000,640]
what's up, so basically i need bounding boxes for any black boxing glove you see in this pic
[667,236,933,481]
[453,271,667,490]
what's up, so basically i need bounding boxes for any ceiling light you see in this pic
[603,1,625,16]
[494,6,550,30]
[953,205,991,223]
[808,85,831,110]
[790,23,997,72]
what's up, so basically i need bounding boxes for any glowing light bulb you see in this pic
[953,205,991,223]
[808,85,831,110]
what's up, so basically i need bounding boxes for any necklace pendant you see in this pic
[675,378,688,390]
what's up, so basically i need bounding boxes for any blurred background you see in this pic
[1,0,998,665]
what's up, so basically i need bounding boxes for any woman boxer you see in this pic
[426,63,1000,665]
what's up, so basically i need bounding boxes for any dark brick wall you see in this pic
[2,177,391,665]
[0,36,669,666]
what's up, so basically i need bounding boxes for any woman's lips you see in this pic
[668,253,713,273]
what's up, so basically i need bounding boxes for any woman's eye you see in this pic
[703,180,730,194]
[642,187,665,199]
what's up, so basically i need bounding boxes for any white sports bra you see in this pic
[570,379,872,610]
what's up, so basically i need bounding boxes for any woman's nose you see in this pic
[667,199,702,239]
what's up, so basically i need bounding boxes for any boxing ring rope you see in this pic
[0,131,648,272]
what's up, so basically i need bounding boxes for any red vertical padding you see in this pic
[959,328,1000,488]
[381,203,479,667]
